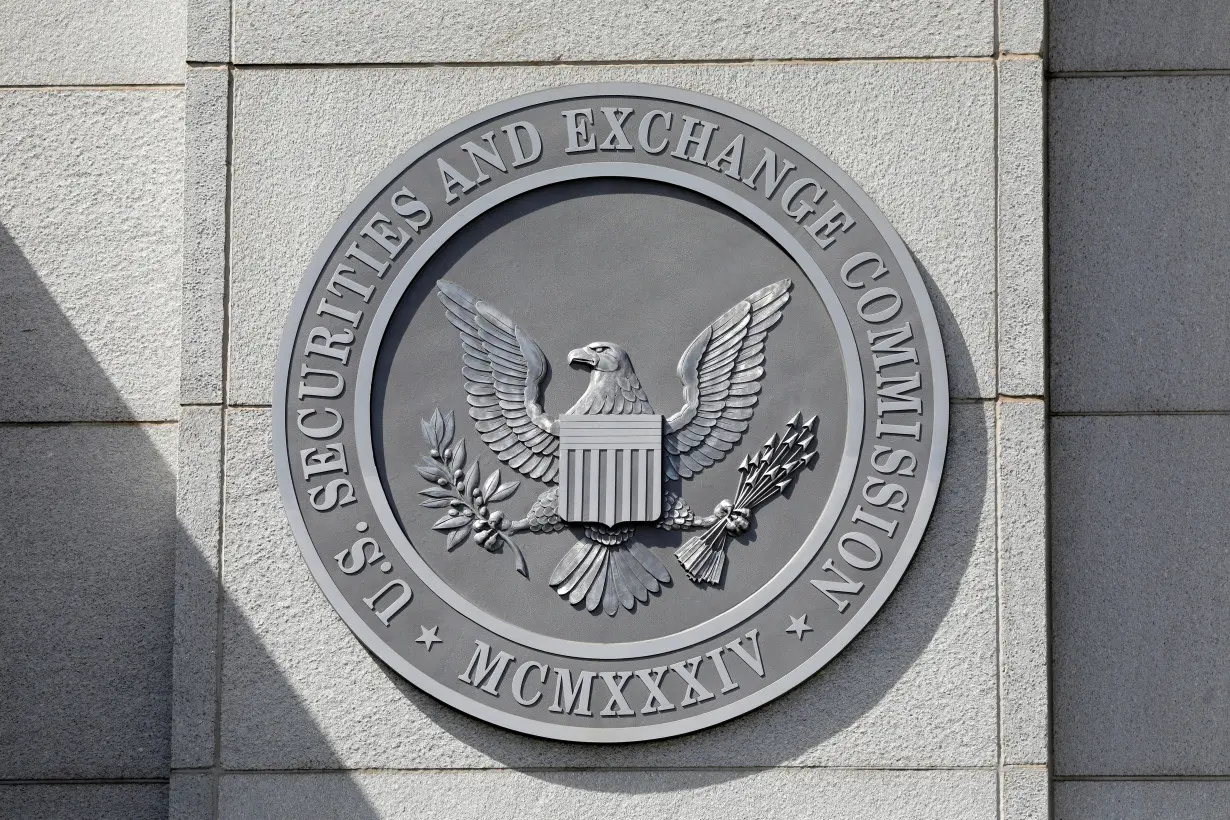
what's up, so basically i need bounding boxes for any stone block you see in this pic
[219,768,997,820]
[0,0,184,85]
[1002,765,1049,820]
[1053,415,1230,775]
[1050,76,1230,413]
[0,89,184,422]
[1056,781,1230,820]
[1051,1,1230,72]
[0,784,168,819]
[170,771,215,820]
[221,403,995,769]
[1000,0,1044,55]
[997,399,1048,764]
[188,0,230,63]
[172,407,223,768]
[0,424,177,778]
[232,0,993,64]
[997,59,1044,397]
[182,68,229,405]
[229,62,995,405]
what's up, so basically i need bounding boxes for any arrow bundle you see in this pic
[675,413,819,585]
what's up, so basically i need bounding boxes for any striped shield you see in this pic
[556,414,663,526]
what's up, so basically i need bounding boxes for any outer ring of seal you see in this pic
[273,83,949,743]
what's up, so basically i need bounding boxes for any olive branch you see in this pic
[417,408,527,577]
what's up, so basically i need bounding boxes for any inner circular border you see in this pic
[354,161,865,660]
[273,82,950,743]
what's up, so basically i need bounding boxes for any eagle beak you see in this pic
[568,347,597,367]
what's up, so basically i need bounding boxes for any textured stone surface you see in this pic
[998,399,1048,765]
[1050,76,1230,413]
[997,59,1044,397]
[170,771,215,820]
[188,0,230,63]
[220,768,997,819]
[0,784,168,819]
[1053,415,1230,775]
[1051,0,1230,72]
[0,89,184,422]
[221,403,994,769]
[229,63,995,405]
[1000,0,1044,54]
[232,0,993,64]
[1002,766,1049,819]
[1056,781,1230,819]
[182,69,228,405]
[0,424,177,778]
[0,0,184,85]
[173,407,223,768]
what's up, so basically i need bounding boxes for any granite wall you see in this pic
[0,1,1050,817]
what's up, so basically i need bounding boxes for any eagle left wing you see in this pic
[664,279,792,480]
[436,280,560,483]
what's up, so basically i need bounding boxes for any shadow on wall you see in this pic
[0,219,983,816]
[0,225,381,819]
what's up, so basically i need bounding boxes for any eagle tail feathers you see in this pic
[549,526,671,615]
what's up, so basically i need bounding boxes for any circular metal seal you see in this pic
[274,83,948,742]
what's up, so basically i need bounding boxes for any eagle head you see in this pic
[568,342,630,374]
[565,342,654,415]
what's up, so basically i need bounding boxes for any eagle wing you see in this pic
[664,279,792,480]
[436,280,559,483]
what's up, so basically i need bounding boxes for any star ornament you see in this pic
[786,614,813,640]
[416,625,442,651]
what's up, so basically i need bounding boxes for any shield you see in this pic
[556,414,663,526]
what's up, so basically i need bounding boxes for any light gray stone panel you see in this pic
[188,0,230,63]
[182,68,229,405]
[1050,77,1230,413]
[997,399,1047,765]
[170,771,215,820]
[172,407,223,768]
[220,768,997,820]
[0,784,168,819]
[0,424,177,778]
[997,59,1044,397]
[0,90,184,422]
[1053,415,1230,775]
[229,63,996,406]
[221,403,995,769]
[1002,766,1049,820]
[232,0,993,64]
[0,0,184,85]
[1051,1,1230,72]
[1000,0,1044,55]
[1056,781,1230,820]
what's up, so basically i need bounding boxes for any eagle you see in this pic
[433,277,792,615]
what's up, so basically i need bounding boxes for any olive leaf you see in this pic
[418,487,454,499]
[446,524,471,551]
[462,461,480,499]
[481,469,501,503]
[449,438,466,472]
[416,462,448,483]
[487,480,520,503]
[432,514,470,531]
[419,498,453,508]
[441,410,455,449]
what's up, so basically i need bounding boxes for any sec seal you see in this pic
[273,83,948,742]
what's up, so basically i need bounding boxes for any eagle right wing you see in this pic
[436,280,559,483]
[664,279,792,480]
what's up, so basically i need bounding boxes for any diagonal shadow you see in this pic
[0,225,381,819]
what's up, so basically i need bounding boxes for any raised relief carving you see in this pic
[433,279,816,613]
